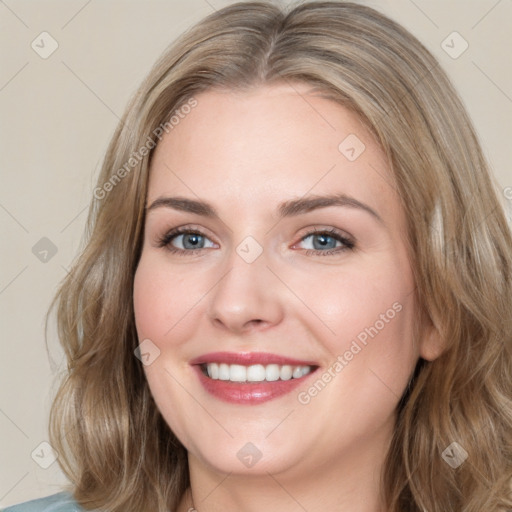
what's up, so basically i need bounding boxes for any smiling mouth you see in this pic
[190,351,319,404]
[200,363,317,383]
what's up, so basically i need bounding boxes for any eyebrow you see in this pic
[147,196,216,217]
[278,194,382,222]
[146,194,383,224]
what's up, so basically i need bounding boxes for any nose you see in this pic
[207,244,285,335]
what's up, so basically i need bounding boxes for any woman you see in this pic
[6,1,511,511]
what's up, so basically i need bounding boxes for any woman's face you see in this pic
[133,83,431,480]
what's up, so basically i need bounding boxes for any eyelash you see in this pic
[157,226,355,257]
[157,228,213,257]
[296,227,355,256]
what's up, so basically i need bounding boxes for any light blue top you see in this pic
[2,492,84,512]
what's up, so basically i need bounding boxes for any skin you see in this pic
[133,83,441,512]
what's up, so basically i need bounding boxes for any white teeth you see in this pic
[218,363,230,380]
[265,364,280,382]
[229,364,247,382]
[292,366,303,379]
[205,363,313,382]
[301,366,312,376]
[247,364,266,382]
[208,362,219,379]
[280,365,293,380]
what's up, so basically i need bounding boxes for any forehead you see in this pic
[147,83,398,222]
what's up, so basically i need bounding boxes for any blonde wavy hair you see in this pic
[48,1,512,511]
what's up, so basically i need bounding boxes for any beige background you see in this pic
[1,0,511,507]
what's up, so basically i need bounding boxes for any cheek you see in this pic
[292,260,413,346]
[133,258,198,441]
[133,261,167,342]
[290,254,418,393]
[133,254,204,344]
[293,267,418,437]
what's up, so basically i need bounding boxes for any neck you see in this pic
[177,427,391,512]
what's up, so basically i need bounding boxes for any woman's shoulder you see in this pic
[2,492,84,512]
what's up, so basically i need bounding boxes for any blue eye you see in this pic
[296,229,355,256]
[158,228,355,256]
[302,232,340,250]
[174,232,208,250]
[158,228,216,255]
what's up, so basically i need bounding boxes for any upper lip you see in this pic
[189,351,318,367]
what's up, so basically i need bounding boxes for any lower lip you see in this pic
[193,366,316,404]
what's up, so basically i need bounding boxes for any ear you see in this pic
[419,320,445,361]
